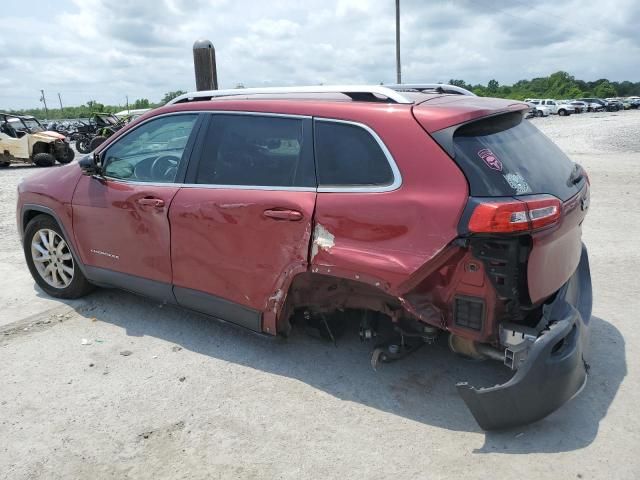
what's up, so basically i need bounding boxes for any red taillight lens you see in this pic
[468,196,561,233]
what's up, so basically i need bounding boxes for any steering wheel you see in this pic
[150,155,180,181]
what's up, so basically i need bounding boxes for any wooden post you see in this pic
[193,39,218,91]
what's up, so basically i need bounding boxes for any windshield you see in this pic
[452,112,582,201]
[8,117,43,133]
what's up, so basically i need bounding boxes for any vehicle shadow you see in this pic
[62,287,625,454]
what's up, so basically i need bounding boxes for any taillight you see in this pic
[468,196,561,234]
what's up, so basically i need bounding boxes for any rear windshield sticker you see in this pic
[503,172,532,194]
[477,148,503,171]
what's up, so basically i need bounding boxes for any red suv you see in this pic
[17,85,592,430]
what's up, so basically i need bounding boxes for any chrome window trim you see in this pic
[103,178,316,192]
[182,184,317,192]
[100,110,402,194]
[313,118,402,193]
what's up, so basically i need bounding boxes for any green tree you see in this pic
[161,90,187,103]
[487,79,499,93]
[133,98,150,109]
[594,81,617,98]
[448,79,471,90]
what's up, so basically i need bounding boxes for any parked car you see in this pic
[605,98,625,111]
[628,97,640,109]
[579,98,617,112]
[0,112,74,167]
[563,100,587,113]
[537,99,575,116]
[17,85,592,430]
[525,102,550,117]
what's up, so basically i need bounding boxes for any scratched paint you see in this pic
[311,223,335,261]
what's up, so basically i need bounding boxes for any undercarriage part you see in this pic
[299,309,347,343]
[359,310,379,342]
[448,333,503,362]
[370,334,424,370]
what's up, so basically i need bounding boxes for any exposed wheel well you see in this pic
[278,272,403,335]
[32,142,52,156]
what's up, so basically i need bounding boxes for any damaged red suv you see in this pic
[17,85,591,430]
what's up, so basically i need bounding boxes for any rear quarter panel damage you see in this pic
[309,109,469,298]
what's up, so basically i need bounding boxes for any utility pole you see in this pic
[126,95,129,113]
[40,89,49,117]
[57,93,63,110]
[395,0,401,84]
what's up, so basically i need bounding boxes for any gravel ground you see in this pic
[0,110,639,479]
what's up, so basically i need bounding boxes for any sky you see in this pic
[1,0,638,109]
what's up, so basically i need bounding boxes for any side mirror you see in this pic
[78,153,103,176]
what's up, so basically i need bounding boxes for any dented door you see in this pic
[168,112,317,331]
[169,188,316,319]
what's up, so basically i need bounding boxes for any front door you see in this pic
[72,113,201,301]
[169,113,316,332]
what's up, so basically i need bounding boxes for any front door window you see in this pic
[103,114,198,183]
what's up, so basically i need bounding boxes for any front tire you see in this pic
[76,136,91,154]
[32,152,56,167]
[23,215,94,299]
[56,146,75,164]
[89,135,107,151]
[536,110,544,117]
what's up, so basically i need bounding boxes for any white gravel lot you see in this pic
[0,110,639,479]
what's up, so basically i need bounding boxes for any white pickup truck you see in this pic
[527,99,575,116]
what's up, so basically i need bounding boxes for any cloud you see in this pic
[0,0,638,109]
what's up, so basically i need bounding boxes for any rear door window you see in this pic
[314,120,394,188]
[451,112,580,200]
[195,114,315,187]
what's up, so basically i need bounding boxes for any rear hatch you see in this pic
[414,100,589,305]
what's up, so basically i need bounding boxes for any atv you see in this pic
[0,113,75,167]
[86,113,129,152]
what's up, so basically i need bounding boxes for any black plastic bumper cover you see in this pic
[457,243,593,430]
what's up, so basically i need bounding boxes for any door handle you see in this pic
[137,197,165,208]
[263,209,303,221]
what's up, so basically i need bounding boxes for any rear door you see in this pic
[169,113,316,332]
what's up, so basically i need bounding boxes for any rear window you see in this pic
[314,120,394,187]
[451,112,579,200]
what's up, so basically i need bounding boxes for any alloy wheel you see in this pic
[31,228,74,289]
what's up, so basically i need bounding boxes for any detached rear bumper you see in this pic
[457,243,592,430]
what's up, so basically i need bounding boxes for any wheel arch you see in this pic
[20,204,87,276]
[31,141,53,156]
[275,271,404,336]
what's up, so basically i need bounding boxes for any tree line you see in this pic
[5,71,640,120]
[449,71,639,100]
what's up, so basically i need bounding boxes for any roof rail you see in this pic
[166,85,415,105]
[386,83,476,96]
